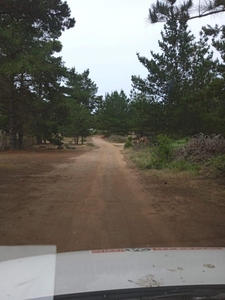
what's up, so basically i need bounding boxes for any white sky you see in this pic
[59,0,224,97]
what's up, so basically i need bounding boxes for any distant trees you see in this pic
[129,94,163,136]
[1,0,225,148]
[65,68,98,111]
[62,68,98,144]
[96,0,225,139]
[96,90,130,135]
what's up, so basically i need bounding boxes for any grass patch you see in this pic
[171,138,189,149]
[107,135,127,143]
[129,148,199,172]
[168,159,200,172]
[129,147,154,169]
[126,134,225,177]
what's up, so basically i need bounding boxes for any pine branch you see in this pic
[189,7,225,19]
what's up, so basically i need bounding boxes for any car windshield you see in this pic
[0,0,225,299]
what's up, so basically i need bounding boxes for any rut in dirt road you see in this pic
[1,136,177,252]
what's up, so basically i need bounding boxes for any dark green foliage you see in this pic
[48,134,64,147]
[0,0,75,149]
[124,141,132,148]
[131,1,220,137]
[0,0,75,38]
[141,134,174,169]
[154,134,173,162]
[129,93,164,136]
[62,68,98,143]
[62,100,93,143]
[66,68,98,112]
[96,90,130,135]
[124,137,133,149]
[201,25,225,135]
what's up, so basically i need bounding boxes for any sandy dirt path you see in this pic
[0,136,224,252]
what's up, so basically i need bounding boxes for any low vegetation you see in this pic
[126,134,225,178]
[124,136,133,148]
[208,154,225,176]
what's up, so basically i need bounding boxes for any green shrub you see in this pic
[124,141,132,148]
[141,134,174,168]
[128,135,200,172]
[172,138,189,150]
[209,154,225,174]
[155,134,173,162]
[128,135,174,170]
[124,136,133,148]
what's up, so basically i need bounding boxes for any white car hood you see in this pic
[0,246,225,300]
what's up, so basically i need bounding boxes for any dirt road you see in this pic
[0,136,225,252]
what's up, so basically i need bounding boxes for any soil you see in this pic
[0,136,224,253]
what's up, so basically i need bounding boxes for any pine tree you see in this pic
[96,90,130,135]
[131,3,217,135]
[0,0,75,149]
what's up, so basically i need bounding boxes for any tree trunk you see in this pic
[9,119,17,149]
[81,136,84,145]
[36,135,42,144]
[18,130,24,148]
[8,75,17,149]
[73,136,79,145]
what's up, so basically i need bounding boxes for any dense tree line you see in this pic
[0,0,99,149]
[1,0,225,147]
[97,0,225,138]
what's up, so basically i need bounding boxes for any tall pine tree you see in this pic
[0,0,75,149]
[131,2,217,135]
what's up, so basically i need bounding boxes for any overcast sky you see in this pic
[59,0,223,97]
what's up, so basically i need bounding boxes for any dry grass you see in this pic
[124,147,225,207]
[107,135,127,143]
[145,168,197,183]
[144,165,225,206]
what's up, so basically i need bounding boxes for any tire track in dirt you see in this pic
[0,137,179,252]
[1,136,224,251]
